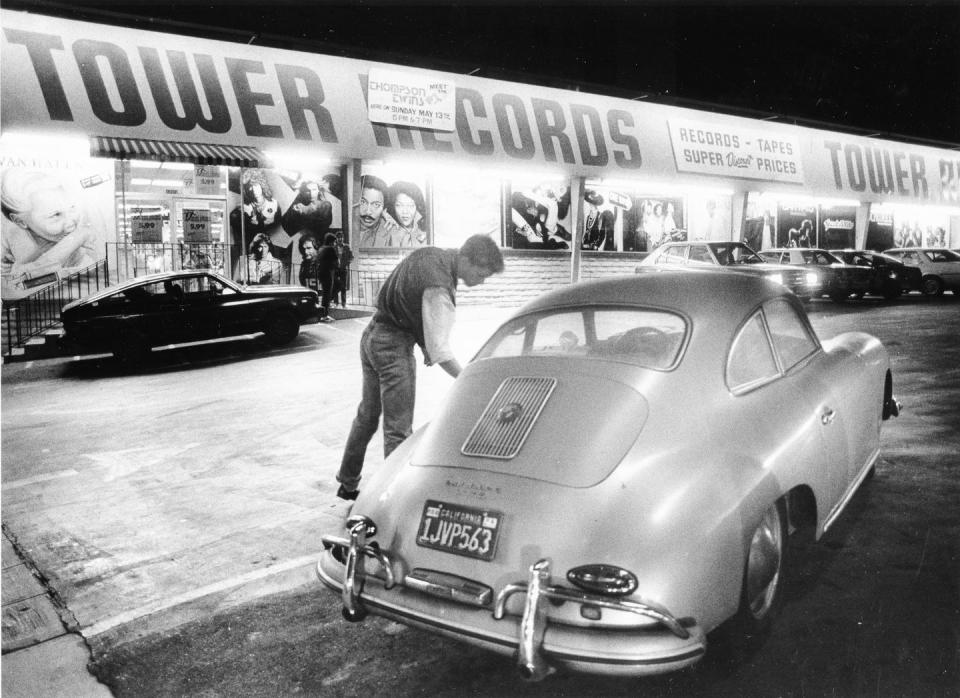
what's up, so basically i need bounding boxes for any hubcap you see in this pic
[745,504,783,619]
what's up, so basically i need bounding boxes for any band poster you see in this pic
[227,166,343,281]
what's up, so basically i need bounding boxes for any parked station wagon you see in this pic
[317,270,899,681]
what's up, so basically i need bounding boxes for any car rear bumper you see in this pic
[316,539,707,678]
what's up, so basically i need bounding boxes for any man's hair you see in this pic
[459,234,504,273]
[297,233,319,257]
[360,174,388,196]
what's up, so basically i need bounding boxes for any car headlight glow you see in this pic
[805,271,819,285]
[767,273,784,286]
[567,564,638,596]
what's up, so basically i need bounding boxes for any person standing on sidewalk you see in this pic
[335,234,504,500]
[316,232,339,322]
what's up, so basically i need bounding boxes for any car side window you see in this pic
[688,246,712,263]
[727,313,778,392]
[764,298,818,371]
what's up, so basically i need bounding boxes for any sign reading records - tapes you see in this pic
[669,118,805,184]
[367,68,456,132]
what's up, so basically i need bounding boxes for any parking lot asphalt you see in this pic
[1,295,957,696]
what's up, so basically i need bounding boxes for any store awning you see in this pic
[90,136,266,168]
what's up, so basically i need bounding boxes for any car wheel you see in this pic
[921,275,944,296]
[113,329,151,364]
[729,499,787,643]
[264,311,299,345]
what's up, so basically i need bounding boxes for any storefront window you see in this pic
[583,182,695,252]
[356,167,429,249]
[226,164,344,283]
[687,193,732,242]
[506,178,572,250]
[431,169,501,249]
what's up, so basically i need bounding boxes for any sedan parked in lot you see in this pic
[61,270,321,361]
[833,250,923,298]
[757,248,872,302]
[639,241,820,300]
[317,270,899,681]
[882,248,960,296]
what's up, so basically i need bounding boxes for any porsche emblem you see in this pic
[498,402,523,424]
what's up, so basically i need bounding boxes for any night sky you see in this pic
[7,0,960,145]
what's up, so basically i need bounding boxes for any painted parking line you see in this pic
[82,552,323,637]
[2,469,80,490]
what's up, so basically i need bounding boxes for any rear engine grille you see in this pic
[461,376,557,459]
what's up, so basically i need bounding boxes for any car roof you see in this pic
[73,270,229,304]
[514,268,789,326]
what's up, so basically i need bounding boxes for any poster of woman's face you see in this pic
[507,180,571,250]
[356,170,430,248]
[0,156,114,300]
[227,166,343,277]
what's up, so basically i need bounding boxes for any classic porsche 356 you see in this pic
[317,269,899,680]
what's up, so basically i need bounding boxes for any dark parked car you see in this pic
[833,250,923,298]
[757,248,872,302]
[61,270,321,361]
[639,241,821,300]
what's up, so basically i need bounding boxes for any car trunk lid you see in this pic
[410,358,649,488]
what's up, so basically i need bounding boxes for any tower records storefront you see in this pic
[2,8,959,304]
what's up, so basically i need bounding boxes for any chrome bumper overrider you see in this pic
[319,516,702,680]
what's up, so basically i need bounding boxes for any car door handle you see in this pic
[821,408,836,425]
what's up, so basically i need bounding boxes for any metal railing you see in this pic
[2,259,109,358]
[105,242,230,283]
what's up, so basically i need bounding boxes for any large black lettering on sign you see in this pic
[139,48,231,133]
[73,39,146,126]
[3,28,73,121]
[275,63,338,142]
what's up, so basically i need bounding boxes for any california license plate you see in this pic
[416,500,502,561]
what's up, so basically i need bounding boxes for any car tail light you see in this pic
[805,271,819,285]
[767,273,784,286]
[566,564,638,596]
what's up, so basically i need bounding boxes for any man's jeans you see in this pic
[337,320,416,491]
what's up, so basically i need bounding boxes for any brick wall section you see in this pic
[356,249,649,308]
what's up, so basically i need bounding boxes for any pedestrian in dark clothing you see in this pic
[335,234,504,500]
[298,233,336,321]
[333,232,353,307]
[316,232,339,322]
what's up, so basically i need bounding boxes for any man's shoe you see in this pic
[336,485,359,501]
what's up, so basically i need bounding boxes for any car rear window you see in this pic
[475,307,688,370]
